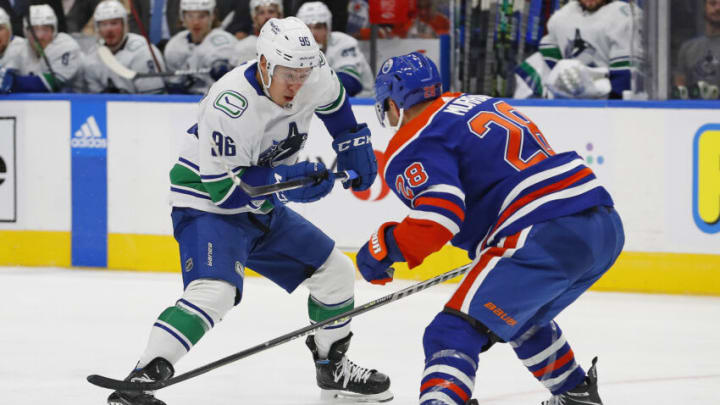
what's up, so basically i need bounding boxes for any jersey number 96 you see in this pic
[211,131,236,156]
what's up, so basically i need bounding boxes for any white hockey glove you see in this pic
[547,59,611,99]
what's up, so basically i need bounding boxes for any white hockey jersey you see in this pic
[83,33,166,94]
[0,36,26,67]
[324,31,374,98]
[540,1,642,69]
[516,0,643,98]
[164,28,238,95]
[13,32,83,91]
[169,56,348,215]
[232,35,257,66]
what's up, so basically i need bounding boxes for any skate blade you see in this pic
[320,389,394,403]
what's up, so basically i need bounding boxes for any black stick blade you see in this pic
[87,374,163,391]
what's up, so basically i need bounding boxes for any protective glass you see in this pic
[272,65,317,85]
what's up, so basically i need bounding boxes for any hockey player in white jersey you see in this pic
[104,17,391,405]
[0,4,82,93]
[83,0,165,93]
[232,0,283,66]
[163,0,237,94]
[296,1,374,98]
[514,0,643,99]
[0,8,25,67]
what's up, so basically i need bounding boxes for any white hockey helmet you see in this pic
[296,1,332,32]
[256,17,320,72]
[26,4,58,34]
[181,0,216,13]
[250,0,283,19]
[93,0,128,37]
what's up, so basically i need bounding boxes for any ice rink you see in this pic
[1,266,719,405]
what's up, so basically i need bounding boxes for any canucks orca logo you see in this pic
[692,49,720,81]
[258,122,308,167]
[565,29,598,65]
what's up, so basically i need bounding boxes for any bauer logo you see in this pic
[72,115,107,148]
[692,124,720,234]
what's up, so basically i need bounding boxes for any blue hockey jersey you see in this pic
[383,92,614,267]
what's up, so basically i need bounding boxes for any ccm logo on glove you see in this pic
[334,135,370,152]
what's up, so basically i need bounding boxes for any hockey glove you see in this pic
[357,222,405,285]
[0,67,16,94]
[547,59,611,99]
[332,123,377,191]
[269,161,335,203]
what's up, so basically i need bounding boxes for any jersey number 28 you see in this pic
[468,101,554,171]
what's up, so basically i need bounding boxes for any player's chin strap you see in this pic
[258,59,274,96]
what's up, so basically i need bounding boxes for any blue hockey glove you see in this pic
[357,222,405,285]
[332,123,377,191]
[209,59,231,81]
[269,161,335,203]
[0,67,16,94]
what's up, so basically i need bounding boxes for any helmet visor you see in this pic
[272,64,317,85]
[375,99,391,128]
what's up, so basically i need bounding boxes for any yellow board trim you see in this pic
[3,231,719,296]
[0,230,71,267]
[107,233,180,272]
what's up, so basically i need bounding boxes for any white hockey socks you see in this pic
[137,279,235,368]
[303,248,356,358]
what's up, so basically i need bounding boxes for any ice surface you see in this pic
[1,266,718,404]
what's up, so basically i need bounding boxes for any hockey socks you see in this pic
[137,302,213,368]
[420,312,485,405]
[308,295,354,358]
[510,321,585,395]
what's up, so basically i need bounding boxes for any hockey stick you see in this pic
[240,169,357,198]
[87,262,472,391]
[97,46,210,80]
[127,0,164,73]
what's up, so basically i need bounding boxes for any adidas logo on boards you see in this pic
[71,115,107,148]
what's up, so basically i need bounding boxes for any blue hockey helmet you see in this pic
[374,52,442,128]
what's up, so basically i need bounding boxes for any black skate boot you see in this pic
[306,332,393,402]
[107,357,174,405]
[541,357,602,405]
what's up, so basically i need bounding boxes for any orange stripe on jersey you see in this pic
[420,378,469,402]
[532,348,575,377]
[446,232,522,310]
[414,196,466,221]
[384,92,462,168]
[394,217,454,269]
[485,167,594,248]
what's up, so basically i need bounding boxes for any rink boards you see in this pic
[0,94,719,295]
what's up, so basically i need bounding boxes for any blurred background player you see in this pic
[232,0,282,66]
[673,0,720,99]
[0,7,25,66]
[514,0,643,99]
[105,16,390,405]
[163,0,236,94]
[359,52,624,405]
[296,1,374,98]
[0,4,82,93]
[82,0,166,94]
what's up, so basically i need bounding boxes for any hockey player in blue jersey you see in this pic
[356,52,625,405]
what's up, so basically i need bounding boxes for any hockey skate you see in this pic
[541,357,602,405]
[306,332,393,403]
[107,357,174,405]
